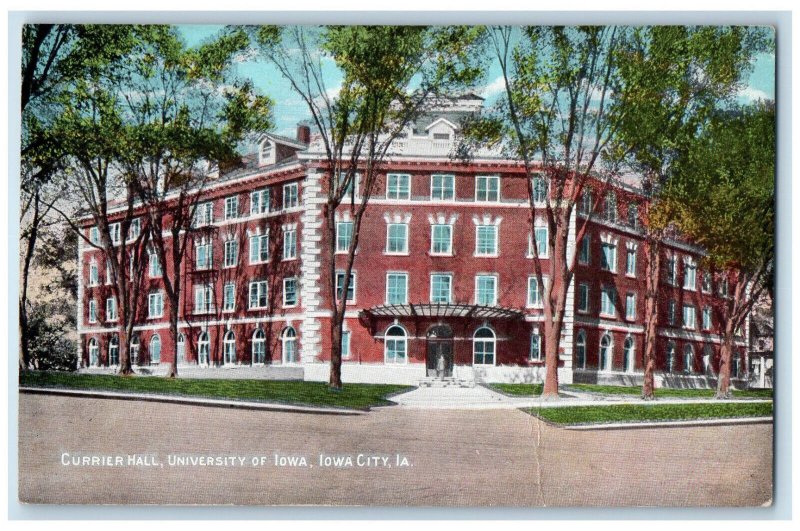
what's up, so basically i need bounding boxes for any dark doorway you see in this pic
[426,325,454,378]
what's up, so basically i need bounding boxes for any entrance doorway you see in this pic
[426,325,454,378]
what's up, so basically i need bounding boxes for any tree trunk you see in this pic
[641,236,661,400]
[19,191,41,371]
[329,321,342,389]
[541,224,569,398]
[165,298,180,378]
[117,328,133,375]
[716,320,735,398]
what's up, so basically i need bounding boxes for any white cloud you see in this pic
[739,86,771,102]
[480,76,507,98]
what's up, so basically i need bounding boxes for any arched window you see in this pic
[130,334,139,365]
[88,338,100,367]
[109,335,119,366]
[282,327,297,363]
[604,191,617,223]
[732,350,742,377]
[473,326,496,366]
[385,325,407,364]
[223,330,236,365]
[150,334,161,364]
[666,341,676,373]
[198,331,210,366]
[529,329,542,361]
[252,329,266,365]
[703,344,714,375]
[576,330,586,369]
[599,332,612,371]
[684,344,694,374]
[177,333,186,364]
[623,336,635,373]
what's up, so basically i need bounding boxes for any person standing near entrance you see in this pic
[436,352,445,378]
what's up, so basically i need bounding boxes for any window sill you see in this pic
[577,309,590,315]
[148,315,164,320]
[222,309,236,314]
[526,304,544,309]
[526,254,550,260]
[248,307,269,312]
[384,252,410,256]
[282,257,298,262]
[249,260,270,265]
[282,304,298,309]
[599,313,616,319]
[429,252,454,257]
[474,253,500,259]
[626,273,636,279]
[193,311,215,316]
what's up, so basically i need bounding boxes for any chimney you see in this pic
[296,124,311,145]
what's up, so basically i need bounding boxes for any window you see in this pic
[386,223,409,254]
[195,240,212,270]
[282,327,298,363]
[475,225,498,256]
[600,241,617,272]
[88,338,100,367]
[283,277,298,306]
[475,175,500,202]
[385,325,407,364]
[684,344,694,374]
[600,285,616,317]
[223,282,236,312]
[702,306,712,330]
[431,174,455,200]
[336,221,353,253]
[221,240,238,269]
[260,140,272,161]
[431,224,453,255]
[603,191,617,223]
[579,236,591,264]
[336,172,356,201]
[283,229,297,260]
[578,189,593,216]
[386,173,411,200]
[578,283,590,313]
[193,202,213,227]
[430,274,452,304]
[177,334,186,364]
[149,252,162,277]
[283,183,299,209]
[252,329,266,364]
[386,273,408,305]
[627,203,639,229]
[683,304,696,330]
[106,260,112,285]
[198,332,210,366]
[109,223,121,244]
[248,280,268,309]
[625,293,636,320]
[128,334,138,364]
[475,275,497,306]
[341,330,351,359]
[529,226,548,258]
[599,332,612,371]
[473,327,496,365]
[250,189,270,215]
[684,259,697,290]
[109,335,120,366]
[148,292,164,318]
[223,331,236,365]
[532,175,548,204]
[666,341,676,373]
[720,277,729,298]
[665,256,677,285]
[530,330,542,361]
[667,300,677,326]
[623,336,635,373]
[249,232,269,264]
[576,330,587,368]
[702,272,713,293]
[128,218,141,241]
[88,300,97,323]
[150,334,161,364]
[336,271,356,302]
[89,226,99,245]
[106,297,117,321]
[89,262,99,286]
[224,196,239,220]
[626,248,637,277]
[433,132,450,140]
[194,284,213,314]
[527,276,546,307]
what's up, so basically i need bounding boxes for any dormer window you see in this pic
[261,142,272,159]
[433,133,450,140]
[259,139,274,166]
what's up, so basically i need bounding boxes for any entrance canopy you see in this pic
[361,303,524,321]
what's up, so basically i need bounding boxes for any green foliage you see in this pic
[564,383,773,399]
[489,383,544,396]
[529,401,773,425]
[26,303,77,372]
[20,372,411,410]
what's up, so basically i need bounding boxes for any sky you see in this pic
[179,25,776,138]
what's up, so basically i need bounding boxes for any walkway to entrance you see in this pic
[391,384,527,409]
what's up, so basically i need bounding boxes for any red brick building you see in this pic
[77,96,749,387]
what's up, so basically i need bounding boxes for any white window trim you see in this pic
[430,174,455,201]
[335,221,354,255]
[385,223,410,256]
[248,280,269,310]
[529,328,543,362]
[526,275,547,308]
[249,231,270,265]
[577,283,590,314]
[429,273,453,304]
[625,292,636,321]
[683,305,697,330]
[222,282,236,313]
[702,307,712,331]
[282,229,297,261]
[474,274,498,307]
[475,175,500,203]
[223,239,238,269]
[336,270,357,305]
[106,298,118,322]
[429,224,454,257]
[625,246,637,278]
[383,324,409,365]
[282,182,299,210]
[472,327,497,366]
[600,285,616,318]
[88,262,99,287]
[532,174,548,206]
[527,226,549,259]
[224,196,239,220]
[193,284,214,315]
[385,272,409,305]
[88,300,97,323]
[148,291,164,319]
[282,277,299,308]
[386,173,412,200]
[474,224,499,258]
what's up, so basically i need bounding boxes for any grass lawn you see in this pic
[20,371,411,410]
[564,383,773,399]
[488,383,544,396]
[527,401,773,426]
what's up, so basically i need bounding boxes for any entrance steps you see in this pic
[418,376,475,389]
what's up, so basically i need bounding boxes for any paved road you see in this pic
[18,394,772,507]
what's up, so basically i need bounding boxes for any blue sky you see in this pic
[180,25,776,138]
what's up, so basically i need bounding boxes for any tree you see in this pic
[611,26,769,398]
[465,26,631,397]
[116,27,273,378]
[255,25,484,389]
[656,103,774,397]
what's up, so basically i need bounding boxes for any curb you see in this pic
[560,416,773,431]
[19,387,366,416]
